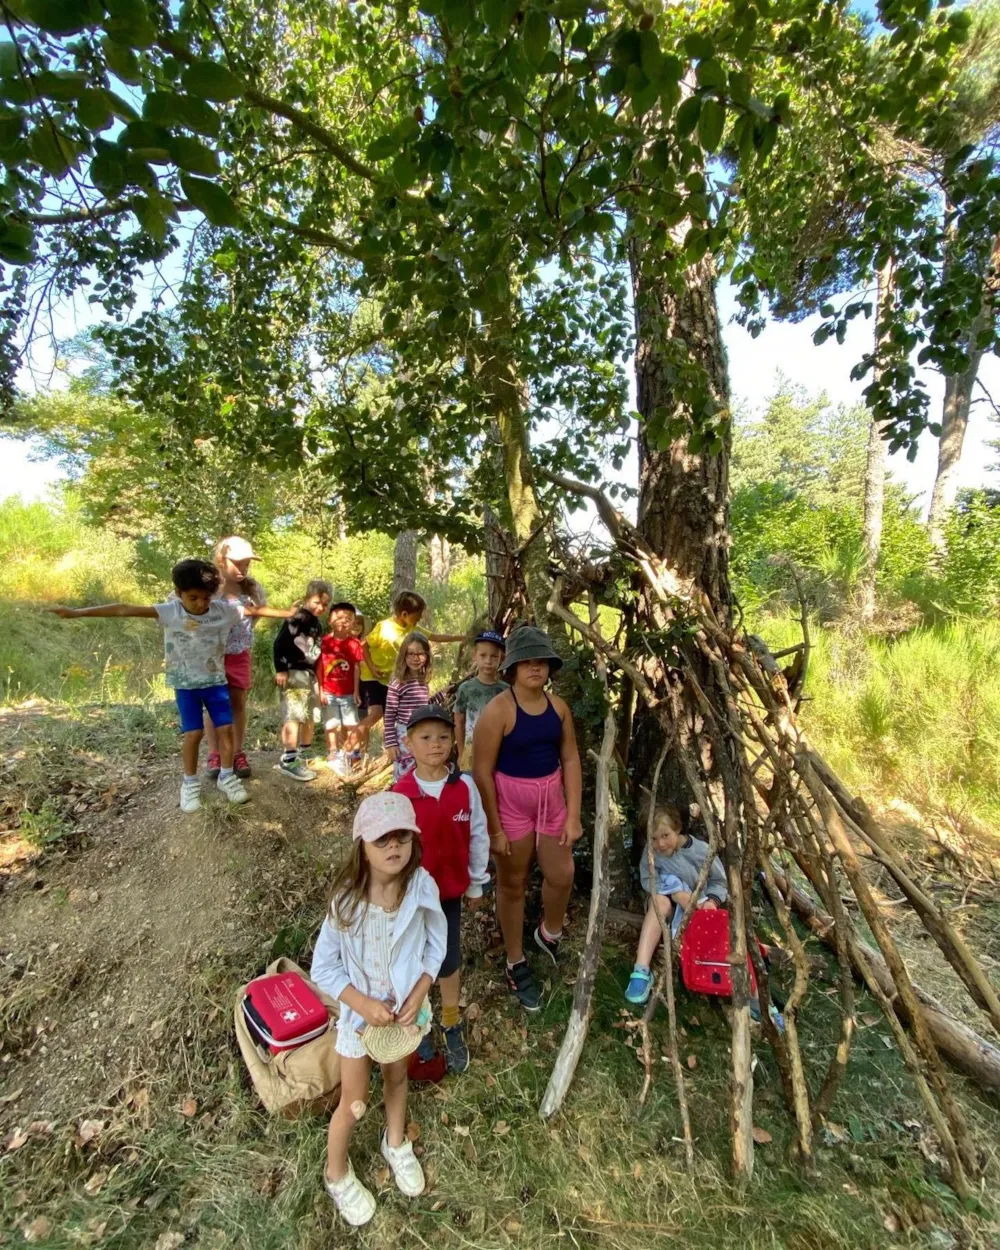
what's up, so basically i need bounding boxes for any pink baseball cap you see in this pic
[219,536,258,561]
[352,792,421,843]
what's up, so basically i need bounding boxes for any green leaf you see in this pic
[0,43,20,78]
[29,124,76,176]
[102,36,141,84]
[122,149,156,188]
[180,172,240,227]
[522,9,551,70]
[22,0,101,36]
[133,192,168,242]
[0,239,33,263]
[683,32,713,60]
[90,143,126,196]
[167,134,219,176]
[181,59,243,103]
[676,94,701,137]
[102,0,156,47]
[77,88,114,131]
[175,94,220,137]
[143,91,186,126]
[697,98,725,152]
[35,70,88,101]
[366,133,398,161]
[638,29,662,80]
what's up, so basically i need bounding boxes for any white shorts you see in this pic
[323,693,359,730]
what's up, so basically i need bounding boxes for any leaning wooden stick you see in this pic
[540,591,617,1120]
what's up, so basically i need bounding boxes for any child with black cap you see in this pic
[453,629,507,770]
[392,703,490,1077]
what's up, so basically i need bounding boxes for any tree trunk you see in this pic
[860,260,895,622]
[429,534,451,586]
[391,529,418,603]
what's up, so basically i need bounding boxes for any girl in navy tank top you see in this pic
[473,626,582,1013]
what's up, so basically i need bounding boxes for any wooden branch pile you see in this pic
[537,470,1000,1195]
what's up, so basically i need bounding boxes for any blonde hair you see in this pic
[392,631,431,683]
[213,537,265,606]
[639,794,683,837]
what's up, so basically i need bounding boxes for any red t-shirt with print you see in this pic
[319,635,364,697]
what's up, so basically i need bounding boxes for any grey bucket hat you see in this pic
[499,625,563,675]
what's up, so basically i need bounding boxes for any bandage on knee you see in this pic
[349,1100,367,1121]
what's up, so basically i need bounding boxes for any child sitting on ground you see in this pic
[624,800,728,1006]
[453,630,507,770]
[319,601,364,778]
[310,792,447,1228]
[383,632,432,780]
[392,705,489,1078]
[357,591,463,755]
[272,578,333,783]
[48,559,292,812]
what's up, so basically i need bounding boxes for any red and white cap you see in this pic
[352,792,421,843]
[219,536,258,561]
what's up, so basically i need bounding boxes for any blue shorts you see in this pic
[175,685,233,734]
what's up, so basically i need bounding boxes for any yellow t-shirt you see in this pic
[360,615,408,681]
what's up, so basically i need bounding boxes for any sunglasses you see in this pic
[371,830,414,849]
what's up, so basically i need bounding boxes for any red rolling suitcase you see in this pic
[680,908,759,998]
[241,970,330,1054]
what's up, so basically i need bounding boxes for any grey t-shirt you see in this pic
[639,835,728,903]
[454,676,507,738]
[154,598,242,689]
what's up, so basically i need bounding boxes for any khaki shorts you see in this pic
[280,670,318,725]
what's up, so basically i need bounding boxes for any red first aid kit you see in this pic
[680,908,760,998]
[241,971,331,1054]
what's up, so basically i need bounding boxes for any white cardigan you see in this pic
[311,866,447,1037]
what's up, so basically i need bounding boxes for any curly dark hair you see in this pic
[172,559,221,594]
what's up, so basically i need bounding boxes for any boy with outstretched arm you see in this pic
[48,558,293,812]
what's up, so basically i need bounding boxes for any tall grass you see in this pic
[757,614,1000,829]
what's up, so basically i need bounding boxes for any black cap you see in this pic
[405,703,455,731]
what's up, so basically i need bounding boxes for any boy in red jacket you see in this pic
[392,704,489,1077]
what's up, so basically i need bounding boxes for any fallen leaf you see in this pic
[152,1234,185,1250]
[23,1216,54,1244]
[5,1129,28,1152]
[466,1002,482,1022]
[440,1111,449,1126]
[861,1013,880,1027]
[880,1035,893,1049]
[406,1121,421,1142]
[82,1218,108,1245]
[454,1124,470,1137]
[752,1126,773,1145]
[610,1165,621,1183]
[686,1054,698,1069]
[0,1087,24,1104]
[577,1145,591,1163]
[484,1072,497,1089]
[374,1165,391,1188]
[689,1015,701,1027]
[463,1136,476,1162]
[74,1119,105,1148]
[825,1121,849,1143]
[632,1161,643,1179]
[179,1096,198,1118]
[431,1199,444,1211]
[493,1120,510,1136]
[884,1213,899,1234]
[13,1189,29,1207]
[83,1171,108,1197]
[504,1219,522,1233]
[26,1121,55,1139]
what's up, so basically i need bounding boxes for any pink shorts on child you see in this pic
[224,650,253,691]
[495,768,567,841]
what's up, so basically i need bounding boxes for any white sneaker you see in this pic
[180,781,201,813]
[380,1131,425,1197]
[217,773,250,804]
[333,750,351,779]
[324,1159,376,1226]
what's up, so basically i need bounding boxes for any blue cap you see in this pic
[474,630,506,650]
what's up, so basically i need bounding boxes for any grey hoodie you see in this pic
[639,835,728,904]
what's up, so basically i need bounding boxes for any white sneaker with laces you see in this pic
[324,1159,376,1226]
[180,781,201,813]
[380,1131,425,1197]
[217,773,250,804]
[333,750,351,779]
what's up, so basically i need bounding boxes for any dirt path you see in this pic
[0,748,355,1125]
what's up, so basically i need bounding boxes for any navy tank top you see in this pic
[495,691,563,778]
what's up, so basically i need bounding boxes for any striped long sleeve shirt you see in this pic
[383,679,430,751]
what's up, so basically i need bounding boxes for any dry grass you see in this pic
[2,703,1000,1249]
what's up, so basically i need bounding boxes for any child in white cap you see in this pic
[310,792,447,1227]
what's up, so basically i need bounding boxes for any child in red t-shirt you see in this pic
[319,601,365,778]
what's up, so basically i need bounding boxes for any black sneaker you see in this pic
[443,1022,470,1074]
[505,960,542,1013]
[534,925,560,966]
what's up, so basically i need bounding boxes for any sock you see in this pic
[540,922,562,942]
[182,774,198,786]
[633,962,650,975]
[219,767,234,781]
[442,1004,460,1028]
[507,958,526,971]
[281,748,297,763]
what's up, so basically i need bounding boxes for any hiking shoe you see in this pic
[279,756,316,782]
[324,1159,376,1227]
[217,773,250,804]
[204,751,221,780]
[505,959,542,1013]
[332,750,352,779]
[233,750,251,779]
[180,780,202,813]
[444,1021,470,1074]
[380,1131,425,1197]
[625,965,653,1006]
[534,924,561,966]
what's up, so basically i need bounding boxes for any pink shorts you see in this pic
[224,650,253,691]
[495,768,567,841]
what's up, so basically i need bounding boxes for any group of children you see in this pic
[48,537,732,1230]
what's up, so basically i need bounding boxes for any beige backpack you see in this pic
[234,958,341,1118]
